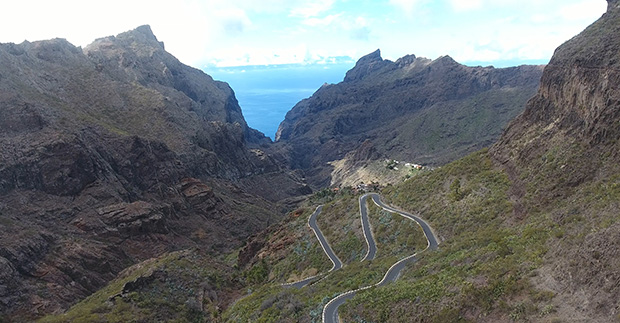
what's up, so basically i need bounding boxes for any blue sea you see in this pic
[205,63,354,140]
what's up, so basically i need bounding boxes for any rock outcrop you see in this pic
[276,50,544,186]
[343,49,394,82]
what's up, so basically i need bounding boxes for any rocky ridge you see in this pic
[276,50,544,187]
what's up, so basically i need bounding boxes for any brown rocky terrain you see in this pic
[275,50,544,187]
[0,26,308,320]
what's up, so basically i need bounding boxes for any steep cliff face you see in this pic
[0,26,306,320]
[492,0,620,190]
[490,2,620,320]
[276,50,543,186]
[496,6,620,149]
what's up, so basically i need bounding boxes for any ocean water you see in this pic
[205,63,354,140]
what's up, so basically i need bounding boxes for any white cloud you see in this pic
[388,0,426,16]
[347,16,371,41]
[458,47,502,62]
[355,16,369,26]
[530,14,550,24]
[226,0,289,13]
[350,27,371,41]
[303,14,342,27]
[215,8,253,36]
[290,0,336,18]
[207,44,312,67]
[450,0,483,11]
[560,0,607,21]
[0,0,610,69]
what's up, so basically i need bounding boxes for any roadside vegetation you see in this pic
[339,149,557,321]
[259,207,333,285]
[39,250,242,323]
[339,138,620,322]
[223,257,396,323]
[316,194,366,264]
[366,199,428,258]
[223,186,434,322]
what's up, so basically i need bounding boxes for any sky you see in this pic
[0,0,607,68]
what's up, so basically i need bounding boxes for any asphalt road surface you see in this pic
[359,194,377,261]
[309,205,343,271]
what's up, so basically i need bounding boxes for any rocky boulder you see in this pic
[97,201,169,236]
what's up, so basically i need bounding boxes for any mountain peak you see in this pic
[117,24,165,50]
[24,38,83,63]
[85,25,165,54]
[344,49,393,82]
[362,49,383,61]
[432,55,458,66]
[135,24,155,36]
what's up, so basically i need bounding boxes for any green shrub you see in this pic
[246,259,269,285]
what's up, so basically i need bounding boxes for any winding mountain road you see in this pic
[323,193,439,323]
[359,194,377,261]
[309,206,343,272]
[282,193,438,322]
[285,205,343,289]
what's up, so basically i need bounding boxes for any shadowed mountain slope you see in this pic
[486,3,620,319]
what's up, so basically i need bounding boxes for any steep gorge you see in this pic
[3,3,620,320]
